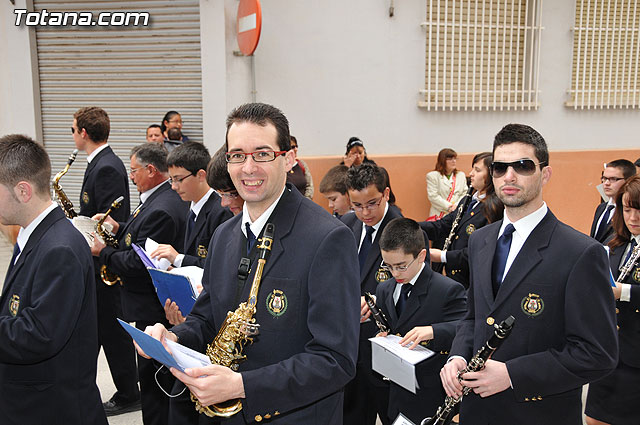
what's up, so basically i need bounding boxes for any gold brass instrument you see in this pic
[442,186,474,251]
[52,149,78,219]
[616,241,640,285]
[192,223,275,418]
[96,196,125,286]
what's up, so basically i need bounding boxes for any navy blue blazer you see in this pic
[99,181,189,322]
[375,265,466,424]
[609,241,640,368]
[590,202,614,244]
[173,186,360,425]
[420,203,490,288]
[452,210,618,425]
[181,192,232,268]
[79,145,130,222]
[0,207,107,425]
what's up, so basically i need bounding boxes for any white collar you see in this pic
[140,180,169,204]
[16,202,58,252]
[190,188,214,219]
[499,202,548,239]
[87,143,109,163]
[241,187,287,239]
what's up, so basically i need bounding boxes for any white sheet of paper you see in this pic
[370,335,435,394]
[165,339,211,370]
[145,238,171,270]
[169,266,204,295]
[392,413,416,425]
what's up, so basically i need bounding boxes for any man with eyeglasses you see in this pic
[590,159,636,244]
[91,142,188,425]
[341,162,403,425]
[72,106,140,416]
[440,124,618,425]
[138,103,360,425]
[363,217,466,424]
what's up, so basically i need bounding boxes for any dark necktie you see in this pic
[466,199,478,213]
[492,224,516,295]
[595,205,614,242]
[622,239,638,270]
[7,243,21,276]
[246,222,257,255]
[358,226,375,272]
[185,210,196,242]
[395,283,412,317]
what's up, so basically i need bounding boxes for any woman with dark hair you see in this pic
[286,136,314,199]
[426,148,468,220]
[420,152,503,288]
[341,136,376,167]
[160,110,190,145]
[585,174,640,425]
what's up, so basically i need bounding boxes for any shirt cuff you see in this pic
[621,283,632,302]
[173,254,185,268]
[441,250,447,263]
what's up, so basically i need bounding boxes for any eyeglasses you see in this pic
[601,176,625,184]
[351,196,384,212]
[291,144,298,149]
[215,190,239,199]
[381,256,420,273]
[129,165,148,175]
[225,150,287,164]
[168,173,194,185]
[490,159,547,178]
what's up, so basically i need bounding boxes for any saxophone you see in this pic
[96,196,124,286]
[52,149,79,219]
[442,186,474,251]
[420,315,515,425]
[616,241,640,285]
[192,223,275,418]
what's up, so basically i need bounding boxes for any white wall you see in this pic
[211,0,640,157]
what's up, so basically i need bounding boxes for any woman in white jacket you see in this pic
[426,148,468,220]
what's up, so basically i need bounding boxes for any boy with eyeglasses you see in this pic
[590,159,636,244]
[363,217,466,424]
[341,162,403,425]
[206,145,246,216]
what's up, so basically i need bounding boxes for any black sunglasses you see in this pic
[490,159,547,177]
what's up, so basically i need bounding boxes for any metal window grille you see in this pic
[567,0,640,109]
[419,0,543,111]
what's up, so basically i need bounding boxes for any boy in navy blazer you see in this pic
[366,217,466,424]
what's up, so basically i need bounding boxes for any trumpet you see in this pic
[97,196,124,286]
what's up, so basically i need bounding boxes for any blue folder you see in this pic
[147,268,197,315]
[117,319,183,371]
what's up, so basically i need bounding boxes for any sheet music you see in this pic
[71,216,113,246]
[170,266,204,295]
[144,238,171,270]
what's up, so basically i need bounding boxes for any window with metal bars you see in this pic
[567,0,640,109]
[419,0,543,111]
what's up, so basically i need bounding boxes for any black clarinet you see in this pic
[421,315,516,425]
[364,292,391,333]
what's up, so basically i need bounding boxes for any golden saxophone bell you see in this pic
[97,196,125,286]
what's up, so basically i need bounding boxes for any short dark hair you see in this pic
[225,103,291,151]
[634,157,640,168]
[345,163,387,193]
[207,145,236,191]
[380,217,426,257]
[167,141,210,175]
[609,175,640,251]
[161,111,180,133]
[0,134,51,196]
[74,106,110,143]
[606,159,636,179]
[147,124,161,131]
[319,165,349,195]
[131,143,168,173]
[167,128,182,141]
[435,148,457,175]
[493,124,549,166]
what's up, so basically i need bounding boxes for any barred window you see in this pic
[567,0,640,109]
[419,0,543,111]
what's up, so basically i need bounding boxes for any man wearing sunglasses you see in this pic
[139,103,360,425]
[341,162,403,425]
[589,159,636,244]
[441,124,618,425]
[72,106,140,416]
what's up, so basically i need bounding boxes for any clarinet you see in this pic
[616,242,640,285]
[364,292,391,333]
[420,315,516,425]
[442,186,474,251]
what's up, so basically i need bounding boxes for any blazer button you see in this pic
[255,415,263,422]
[617,325,620,330]
[486,317,495,326]
[451,270,456,275]
[264,414,272,419]
[274,411,280,416]
[537,396,542,400]
[455,235,459,240]
[616,308,620,314]
[524,397,529,401]
[636,309,639,313]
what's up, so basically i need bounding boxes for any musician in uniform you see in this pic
[139,102,360,425]
[0,135,107,425]
[366,217,466,424]
[586,174,640,425]
[72,106,140,415]
[341,163,403,425]
[91,142,188,425]
[440,124,618,425]
[422,152,503,288]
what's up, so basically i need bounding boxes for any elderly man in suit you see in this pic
[0,134,107,425]
[139,102,360,425]
[92,142,188,425]
[441,124,618,425]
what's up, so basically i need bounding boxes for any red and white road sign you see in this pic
[237,0,262,56]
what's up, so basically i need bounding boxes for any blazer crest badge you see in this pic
[266,289,287,317]
[521,293,544,317]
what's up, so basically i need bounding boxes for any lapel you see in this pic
[2,207,65,298]
[383,282,399,326]
[83,146,112,181]
[491,211,556,311]
[590,202,607,237]
[184,195,215,252]
[609,244,625,281]
[396,265,430,329]
[120,181,170,237]
[362,208,398,282]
